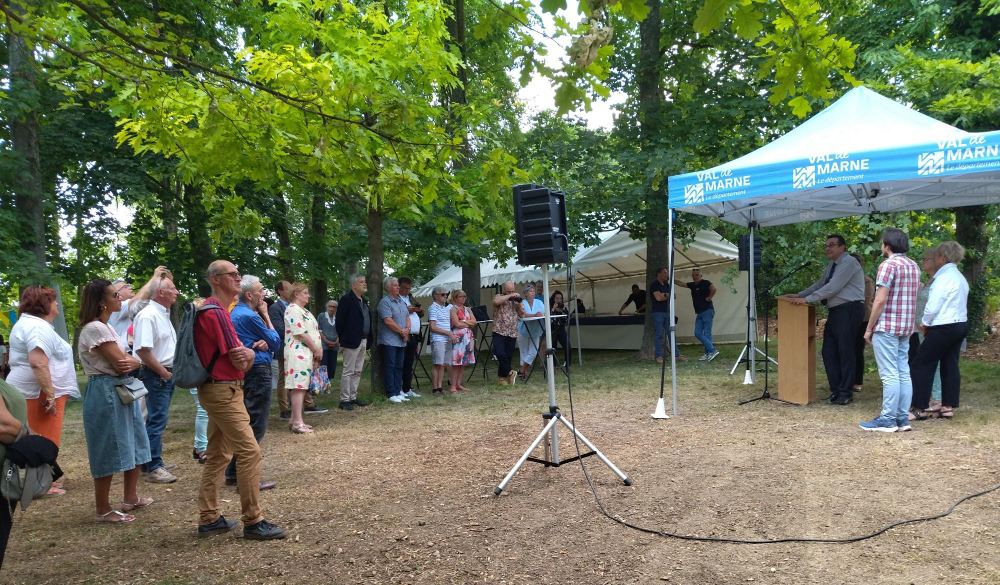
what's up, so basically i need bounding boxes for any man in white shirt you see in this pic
[398,276,423,399]
[133,276,180,483]
[107,265,168,340]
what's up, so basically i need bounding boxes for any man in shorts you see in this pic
[427,286,457,394]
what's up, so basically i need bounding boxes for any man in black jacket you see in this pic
[335,274,374,409]
[269,280,326,419]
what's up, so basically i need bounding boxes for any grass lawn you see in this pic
[6,343,1000,584]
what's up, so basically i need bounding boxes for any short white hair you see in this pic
[383,276,398,289]
[240,275,261,296]
[327,300,338,307]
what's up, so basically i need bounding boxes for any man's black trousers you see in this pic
[822,301,863,400]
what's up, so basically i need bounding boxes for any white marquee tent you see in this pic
[413,230,750,349]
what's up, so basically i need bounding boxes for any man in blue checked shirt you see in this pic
[226,275,281,491]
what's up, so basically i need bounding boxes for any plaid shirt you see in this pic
[873,253,920,336]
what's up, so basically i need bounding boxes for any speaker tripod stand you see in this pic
[494,266,631,495]
[738,263,811,406]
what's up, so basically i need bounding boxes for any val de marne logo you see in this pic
[917,151,945,175]
[792,166,816,189]
[684,183,705,204]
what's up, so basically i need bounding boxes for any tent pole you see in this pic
[748,215,757,383]
[669,209,678,417]
[571,264,583,366]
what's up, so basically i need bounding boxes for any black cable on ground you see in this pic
[559,360,1000,544]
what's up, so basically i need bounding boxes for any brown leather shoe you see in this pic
[497,377,509,386]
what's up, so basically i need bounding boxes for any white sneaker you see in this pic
[707,350,720,361]
[388,395,406,403]
[698,354,709,361]
[405,390,421,398]
[146,467,178,484]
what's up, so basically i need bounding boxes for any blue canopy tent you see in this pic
[658,86,1000,417]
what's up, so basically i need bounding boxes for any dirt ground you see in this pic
[5,348,1000,585]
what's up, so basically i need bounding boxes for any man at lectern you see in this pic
[787,235,865,405]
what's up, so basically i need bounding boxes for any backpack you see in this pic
[173,302,222,388]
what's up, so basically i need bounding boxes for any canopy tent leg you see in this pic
[654,209,679,420]
[570,265,583,366]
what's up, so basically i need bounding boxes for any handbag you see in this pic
[308,365,329,396]
[1,459,53,511]
[115,377,149,405]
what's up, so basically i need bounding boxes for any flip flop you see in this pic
[289,424,314,434]
[45,486,67,496]
[95,510,135,524]
[457,386,470,391]
[121,497,154,512]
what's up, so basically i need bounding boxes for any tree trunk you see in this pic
[954,205,992,342]
[182,183,214,298]
[310,192,328,314]
[368,207,385,395]
[462,265,480,307]
[445,0,479,307]
[9,10,47,280]
[639,227,668,359]
[273,193,295,282]
[636,0,662,360]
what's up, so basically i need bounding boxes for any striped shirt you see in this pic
[428,302,452,343]
[873,253,920,337]
[194,297,246,380]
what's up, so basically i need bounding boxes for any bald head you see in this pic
[503,280,515,294]
[206,260,241,301]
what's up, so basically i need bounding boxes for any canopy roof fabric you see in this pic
[556,229,736,284]
[412,258,541,297]
[413,230,738,295]
[668,86,1000,227]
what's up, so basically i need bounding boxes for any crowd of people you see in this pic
[786,231,970,430]
[0,233,977,567]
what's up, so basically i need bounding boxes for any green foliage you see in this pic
[693,0,858,116]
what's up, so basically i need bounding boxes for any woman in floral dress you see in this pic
[448,290,476,392]
[284,283,322,434]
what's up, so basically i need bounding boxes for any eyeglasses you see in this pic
[115,284,131,293]
[217,271,241,280]
[112,291,120,299]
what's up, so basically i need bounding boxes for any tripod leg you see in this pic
[494,415,562,495]
[730,344,748,375]
[556,417,632,485]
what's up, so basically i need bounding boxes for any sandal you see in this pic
[121,497,154,512]
[45,486,67,496]
[909,409,930,421]
[95,510,135,524]
[457,385,469,392]
[937,408,954,419]
[289,424,314,434]
[192,448,207,464]
[448,386,458,394]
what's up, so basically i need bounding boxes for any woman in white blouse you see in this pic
[7,286,79,496]
[910,241,969,420]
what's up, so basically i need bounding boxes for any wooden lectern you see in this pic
[776,297,816,405]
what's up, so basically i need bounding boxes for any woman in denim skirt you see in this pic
[77,279,152,524]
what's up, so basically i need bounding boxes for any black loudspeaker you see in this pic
[513,184,569,265]
[738,235,761,271]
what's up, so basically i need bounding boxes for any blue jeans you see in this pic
[381,345,405,397]
[652,312,680,359]
[694,309,717,354]
[190,389,208,452]
[872,332,912,423]
[226,362,273,480]
[138,368,175,472]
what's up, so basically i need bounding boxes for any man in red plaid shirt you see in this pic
[860,228,920,432]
